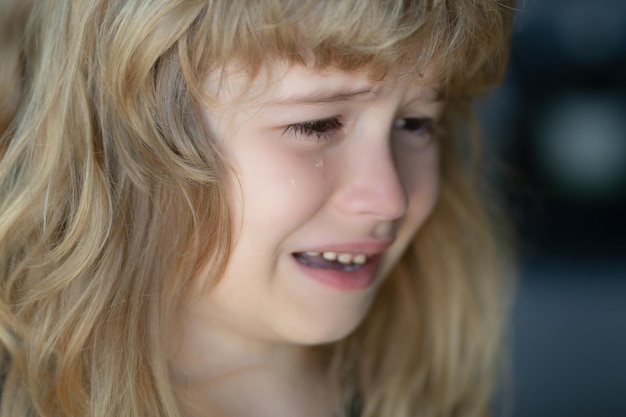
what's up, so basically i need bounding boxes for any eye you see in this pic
[393,117,433,134]
[283,117,343,141]
[393,116,437,149]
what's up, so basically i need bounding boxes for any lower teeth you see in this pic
[341,264,362,272]
[294,253,364,271]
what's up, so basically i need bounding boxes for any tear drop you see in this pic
[315,159,325,168]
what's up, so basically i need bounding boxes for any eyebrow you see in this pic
[266,87,381,106]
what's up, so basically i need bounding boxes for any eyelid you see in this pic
[393,116,442,149]
[394,116,434,133]
[283,117,343,141]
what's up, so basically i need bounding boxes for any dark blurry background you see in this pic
[481,1,626,416]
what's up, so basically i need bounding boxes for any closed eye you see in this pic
[283,117,343,141]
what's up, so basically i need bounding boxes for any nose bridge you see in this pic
[334,132,408,219]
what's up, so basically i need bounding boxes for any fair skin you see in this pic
[169,63,443,417]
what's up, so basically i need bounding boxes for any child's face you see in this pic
[192,64,442,346]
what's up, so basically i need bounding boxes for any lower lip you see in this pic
[293,255,380,291]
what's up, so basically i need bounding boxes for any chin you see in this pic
[284,309,370,346]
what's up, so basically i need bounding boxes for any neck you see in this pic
[168,304,335,417]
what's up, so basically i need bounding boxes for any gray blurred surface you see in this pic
[486,2,626,415]
[511,261,626,417]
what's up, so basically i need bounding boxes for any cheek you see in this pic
[399,145,441,232]
[228,143,332,233]
[376,147,440,279]
[403,141,440,191]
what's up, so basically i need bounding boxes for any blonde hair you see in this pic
[0,1,514,416]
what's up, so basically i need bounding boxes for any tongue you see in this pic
[294,252,357,271]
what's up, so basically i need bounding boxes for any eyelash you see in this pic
[394,117,434,135]
[283,116,435,141]
[283,117,344,140]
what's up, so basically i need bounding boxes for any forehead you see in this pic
[203,60,443,108]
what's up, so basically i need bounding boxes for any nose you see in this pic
[333,140,408,220]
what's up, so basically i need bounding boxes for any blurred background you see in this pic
[480,1,626,416]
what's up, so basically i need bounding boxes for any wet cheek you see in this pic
[235,148,332,227]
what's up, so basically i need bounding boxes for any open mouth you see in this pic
[293,251,370,272]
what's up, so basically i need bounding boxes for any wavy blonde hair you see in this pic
[0,1,514,416]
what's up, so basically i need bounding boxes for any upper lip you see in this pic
[293,238,394,256]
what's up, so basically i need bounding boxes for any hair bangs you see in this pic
[185,0,511,97]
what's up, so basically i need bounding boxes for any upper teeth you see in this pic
[305,251,368,265]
